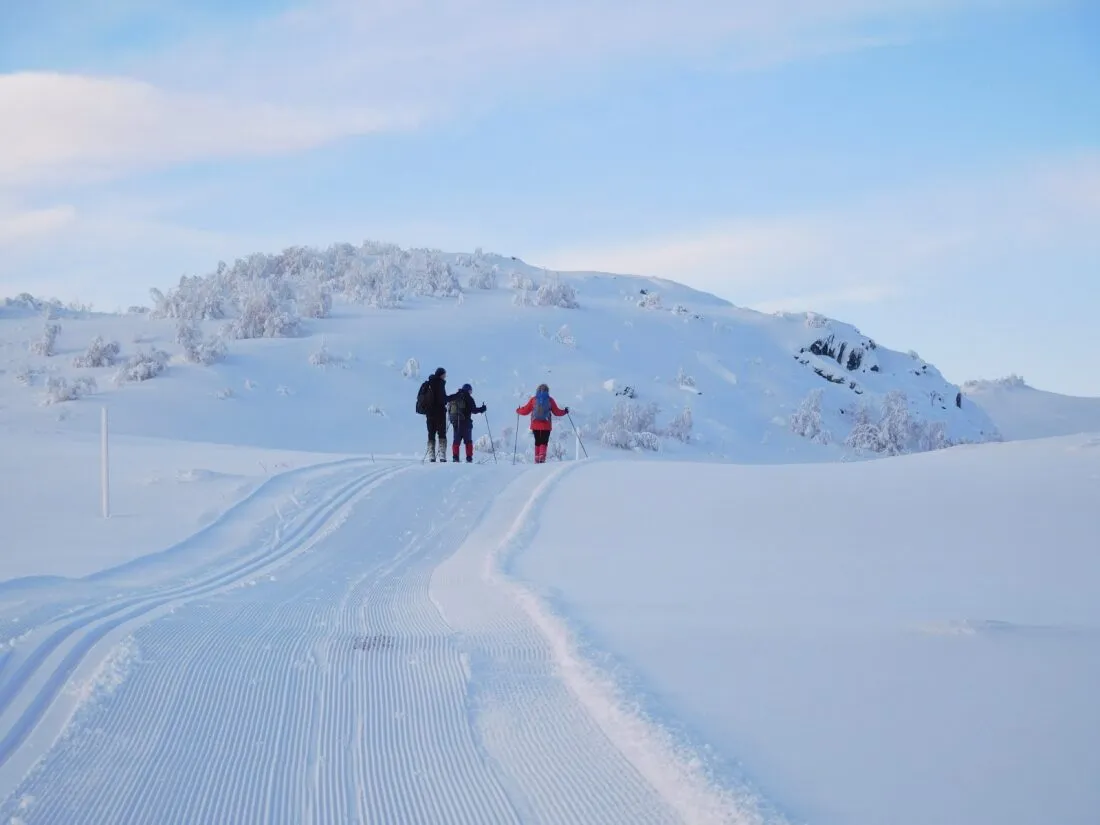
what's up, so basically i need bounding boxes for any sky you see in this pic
[1,0,1098,395]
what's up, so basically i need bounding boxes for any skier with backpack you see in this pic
[415,367,455,462]
[515,383,568,464]
[447,383,487,463]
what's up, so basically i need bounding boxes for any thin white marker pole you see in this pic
[101,406,110,518]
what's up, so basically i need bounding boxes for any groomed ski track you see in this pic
[0,460,753,825]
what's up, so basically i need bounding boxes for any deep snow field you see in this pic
[0,247,1096,824]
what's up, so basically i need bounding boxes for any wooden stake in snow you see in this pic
[101,406,110,519]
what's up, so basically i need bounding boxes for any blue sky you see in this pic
[2,0,1098,394]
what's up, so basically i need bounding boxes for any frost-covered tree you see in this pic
[402,358,420,379]
[467,262,498,290]
[676,367,696,389]
[879,390,912,456]
[664,406,693,443]
[30,322,61,356]
[149,274,227,321]
[297,283,333,319]
[228,291,300,340]
[72,336,121,368]
[637,291,662,310]
[789,389,831,445]
[844,419,887,455]
[177,322,226,365]
[916,420,950,452]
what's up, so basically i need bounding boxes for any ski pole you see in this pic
[512,413,520,465]
[567,411,588,458]
[484,413,498,463]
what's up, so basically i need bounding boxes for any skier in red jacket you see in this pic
[515,383,568,463]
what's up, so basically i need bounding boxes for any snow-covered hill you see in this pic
[964,375,1100,441]
[0,242,999,461]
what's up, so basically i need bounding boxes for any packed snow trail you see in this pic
[0,462,744,824]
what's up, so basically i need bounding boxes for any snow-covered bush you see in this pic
[115,349,169,384]
[599,400,661,451]
[535,276,579,309]
[664,407,693,443]
[30,322,61,356]
[177,322,226,365]
[676,367,696,389]
[789,389,831,445]
[548,438,566,462]
[555,325,576,348]
[309,341,345,368]
[72,336,121,368]
[43,375,96,404]
[672,303,691,316]
[14,366,36,386]
[402,358,420,379]
[637,291,662,310]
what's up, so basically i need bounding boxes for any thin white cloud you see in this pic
[0,203,77,246]
[538,153,1100,312]
[2,0,1042,190]
[0,72,411,189]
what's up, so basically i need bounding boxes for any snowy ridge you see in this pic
[0,240,999,462]
[964,374,1100,440]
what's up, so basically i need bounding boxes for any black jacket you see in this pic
[427,373,453,415]
[448,388,485,422]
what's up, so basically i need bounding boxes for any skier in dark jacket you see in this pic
[448,383,486,463]
[424,367,454,462]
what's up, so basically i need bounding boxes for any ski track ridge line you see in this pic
[481,464,782,825]
[0,462,409,796]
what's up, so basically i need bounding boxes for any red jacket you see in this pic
[516,394,567,431]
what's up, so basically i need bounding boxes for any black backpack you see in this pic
[448,392,469,420]
[415,380,434,414]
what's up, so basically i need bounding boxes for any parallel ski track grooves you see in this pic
[0,462,404,784]
[3,471,523,824]
[432,470,687,825]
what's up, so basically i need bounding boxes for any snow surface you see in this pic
[0,244,1090,823]
[965,375,1100,440]
[512,435,1100,825]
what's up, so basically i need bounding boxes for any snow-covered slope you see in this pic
[0,243,999,461]
[964,375,1100,440]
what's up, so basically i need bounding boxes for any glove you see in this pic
[515,407,522,415]
[563,407,570,414]
[479,405,487,413]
